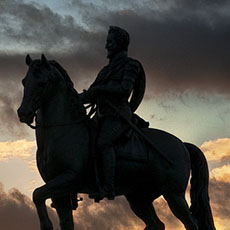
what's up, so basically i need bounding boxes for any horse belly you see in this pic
[115,158,165,196]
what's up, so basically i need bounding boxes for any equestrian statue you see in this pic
[17,26,216,230]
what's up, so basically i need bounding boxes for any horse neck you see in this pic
[37,83,80,126]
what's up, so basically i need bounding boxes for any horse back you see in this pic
[116,127,190,166]
[144,128,190,164]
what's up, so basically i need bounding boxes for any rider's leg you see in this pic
[95,117,125,200]
[98,142,116,199]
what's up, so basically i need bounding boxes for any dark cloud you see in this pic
[100,10,230,94]
[0,0,230,139]
[0,84,29,140]
[0,0,230,95]
[74,194,182,230]
[0,54,30,139]
[0,181,181,230]
[0,2,228,226]
[0,0,79,50]
[0,182,58,230]
[75,196,144,229]
[0,178,228,230]
[75,179,230,230]
[63,0,230,94]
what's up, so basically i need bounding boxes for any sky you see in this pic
[0,0,230,229]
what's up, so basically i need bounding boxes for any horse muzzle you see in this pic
[17,106,35,124]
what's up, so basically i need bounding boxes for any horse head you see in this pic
[17,54,66,125]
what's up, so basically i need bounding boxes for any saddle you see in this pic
[87,113,150,162]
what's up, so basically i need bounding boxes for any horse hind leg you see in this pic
[164,193,198,230]
[125,194,165,230]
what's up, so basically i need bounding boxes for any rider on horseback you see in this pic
[79,26,146,200]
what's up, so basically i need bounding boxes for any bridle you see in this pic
[25,62,97,129]
[26,103,96,130]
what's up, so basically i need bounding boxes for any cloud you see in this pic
[212,217,230,230]
[0,0,229,134]
[0,1,230,226]
[74,196,144,230]
[204,138,230,185]
[210,165,230,183]
[66,0,230,94]
[2,136,230,229]
[0,88,30,139]
[0,177,222,230]
[0,177,183,230]
[209,179,230,221]
[74,195,183,230]
[202,138,230,183]
[201,138,230,162]
[197,138,230,229]
[0,182,58,230]
[102,11,230,94]
[0,182,183,230]
[0,171,225,230]
[0,0,229,95]
[0,0,82,51]
[0,139,36,170]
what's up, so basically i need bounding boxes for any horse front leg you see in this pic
[33,193,53,230]
[33,170,77,230]
[51,195,74,230]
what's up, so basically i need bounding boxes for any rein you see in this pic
[27,117,86,130]
[24,60,97,130]
[26,104,96,130]
[27,123,37,129]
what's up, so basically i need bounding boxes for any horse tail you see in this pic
[184,142,216,230]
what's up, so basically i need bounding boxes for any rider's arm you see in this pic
[94,60,139,96]
[79,89,95,104]
[79,67,105,104]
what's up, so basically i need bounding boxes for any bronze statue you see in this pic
[79,26,145,200]
[17,27,216,230]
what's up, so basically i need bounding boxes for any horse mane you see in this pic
[49,60,86,117]
[49,60,74,91]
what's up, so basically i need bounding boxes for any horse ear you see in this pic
[41,54,51,69]
[25,54,32,66]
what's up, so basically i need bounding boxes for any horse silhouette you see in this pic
[17,54,215,230]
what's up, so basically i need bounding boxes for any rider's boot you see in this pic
[89,144,116,201]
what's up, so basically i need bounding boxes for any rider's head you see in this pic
[105,26,130,59]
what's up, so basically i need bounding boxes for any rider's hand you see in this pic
[91,85,106,93]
